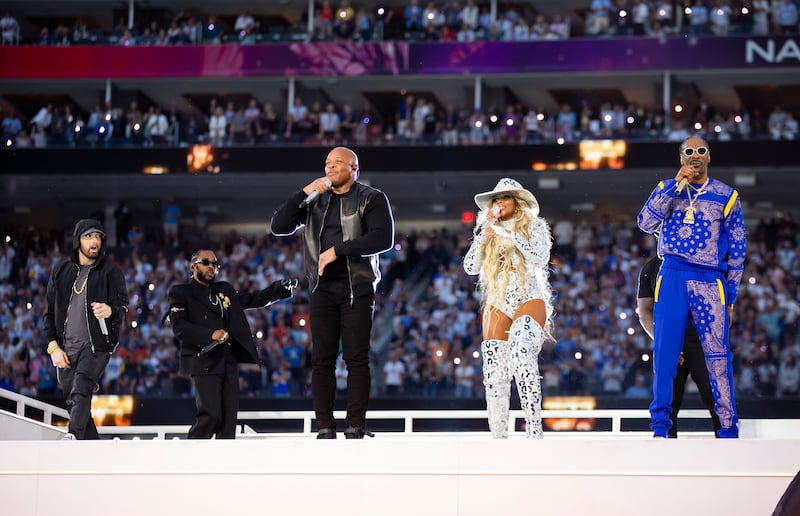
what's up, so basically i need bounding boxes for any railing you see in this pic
[0,387,68,424]
[0,388,716,438]
[236,408,715,436]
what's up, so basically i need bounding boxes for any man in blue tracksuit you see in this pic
[637,136,746,438]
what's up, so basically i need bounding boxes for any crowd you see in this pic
[3,1,798,47]
[2,94,796,150]
[1,207,798,401]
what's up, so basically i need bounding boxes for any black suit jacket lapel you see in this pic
[189,280,224,317]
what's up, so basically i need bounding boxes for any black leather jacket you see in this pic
[271,182,394,298]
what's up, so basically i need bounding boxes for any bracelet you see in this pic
[47,342,60,354]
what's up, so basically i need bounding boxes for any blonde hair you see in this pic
[474,196,555,338]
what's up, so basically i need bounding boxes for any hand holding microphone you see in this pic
[199,329,229,356]
[675,164,698,194]
[478,206,501,237]
[91,302,110,336]
[300,178,332,208]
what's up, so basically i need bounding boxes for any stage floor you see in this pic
[1,434,798,516]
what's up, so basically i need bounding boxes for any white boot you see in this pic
[509,315,544,439]
[481,339,511,439]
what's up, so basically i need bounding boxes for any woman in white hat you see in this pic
[464,178,553,439]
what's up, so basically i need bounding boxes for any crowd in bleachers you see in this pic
[1,207,798,401]
[2,1,798,47]
[3,93,797,151]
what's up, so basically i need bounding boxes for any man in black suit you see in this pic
[167,249,296,439]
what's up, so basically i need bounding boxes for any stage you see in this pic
[1,433,797,516]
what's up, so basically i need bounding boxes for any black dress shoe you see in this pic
[316,428,337,439]
[344,426,374,439]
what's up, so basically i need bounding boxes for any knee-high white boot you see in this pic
[509,315,544,439]
[481,339,511,439]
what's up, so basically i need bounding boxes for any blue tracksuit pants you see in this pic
[651,259,739,438]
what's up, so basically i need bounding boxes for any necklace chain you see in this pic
[683,178,709,224]
[73,275,88,295]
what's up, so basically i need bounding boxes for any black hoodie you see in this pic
[43,219,129,353]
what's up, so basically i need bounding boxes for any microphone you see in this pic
[478,206,501,232]
[299,179,332,208]
[676,178,688,194]
[98,318,108,336]
[198,339,221,356]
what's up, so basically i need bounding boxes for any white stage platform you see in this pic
[1,434,798,516]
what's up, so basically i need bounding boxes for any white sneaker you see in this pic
[61,432,76,441]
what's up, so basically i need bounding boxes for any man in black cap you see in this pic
[43,219,128,440]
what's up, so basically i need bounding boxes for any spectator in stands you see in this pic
[638,254,722,437]
[637,136,746,438]
[1,110,21,141]
[161,196,181,248]
[319,103,340,145]
[383,348,406,394]
[30,103,53,133]
[686,0,710,35]
[776,0,799,34]
[631,0,651,35]
[406,0,424,32]
[208,105,227,145]
[752,0,771,34]
[234,10,255,33]
[146,106,169,145]
[270,146,394,439]
[259,103,281,142]
[166,249,295,438]
[334,0,356,39]
[624,373,651,397]
[781,112,798,140]
[43,219,128,440]
[0,11,19,45]
[318,0,335,38]
[589,0,613,36]
[463,178,553,439]
[709,0,732,36]
[202,15,223,44]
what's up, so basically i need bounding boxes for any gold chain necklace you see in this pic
[683,178,709,224]
[73,275,88,295]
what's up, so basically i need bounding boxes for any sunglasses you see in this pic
[193,259,220,268]
[682,146,708,157]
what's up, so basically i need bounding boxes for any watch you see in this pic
[47,342,60,354]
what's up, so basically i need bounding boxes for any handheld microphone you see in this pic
[198,339,221,356]
[675,178,688,194]
[299,179,332,208]
[478,206,501,233]
[98,318,109,336]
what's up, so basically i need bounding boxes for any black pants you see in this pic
[189,351,239,439]
[59,346,110,439]
[670,336,722,438]
[310,278,374,430]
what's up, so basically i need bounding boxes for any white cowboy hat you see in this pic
[474,178,540,217]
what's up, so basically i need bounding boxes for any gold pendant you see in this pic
[683,207,695,224]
